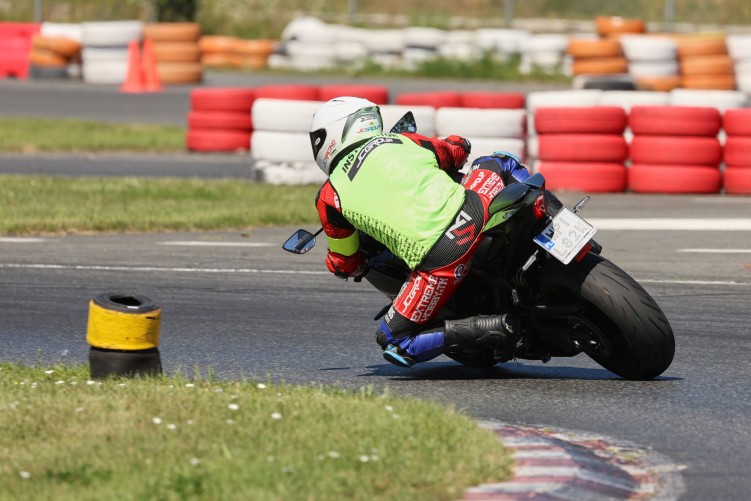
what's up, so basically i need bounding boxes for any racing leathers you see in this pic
[315,131,530,366]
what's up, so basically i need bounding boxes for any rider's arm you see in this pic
[315,181,367,279]
[401,132,471,173]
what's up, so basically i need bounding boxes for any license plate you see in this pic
[534,208,598,264]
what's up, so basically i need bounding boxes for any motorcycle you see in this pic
[283,113,675,380]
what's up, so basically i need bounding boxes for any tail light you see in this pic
[575,242,593,262]
[532,194,546,220]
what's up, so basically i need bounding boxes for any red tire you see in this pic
[628,164,722,194]
[534,106,627,135]
[186,129,251,152]
[630,136,722,166]
[319,85,389,104]
[723,136,751,167]
[190,88,255,111]
[723,166,751,194]
[395,91,462,108]
[459,92,525,109]
[254,84,320,101]
[723,109,751,136]
[538,134,628,162]
[538,162,627,192]
[187,111,252,131]
[629,105,721,136]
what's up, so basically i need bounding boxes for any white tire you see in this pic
[82,21,143,47]
[466,137,526,161]
[252,99,322,133]
[628,60,679,78]
[362,29,405,54]
[281,17,335,44]
[526,90,603,112]
[253,160,325,185]
[669,89,748,111]
[267,54,293,70]
[82,47,129,63]
[435,107,526,138]
[41,22,83,42]
[726,34,751,61]
[82,60,128,84]
[598,90,670,110]
[380,105,436,137]
[403,27,446,49]
[619,35,677,61]
[251,131,313,163]
[474,28,529,54]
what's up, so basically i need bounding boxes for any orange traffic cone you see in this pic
[141,39,162,92]
[120,40,145,93]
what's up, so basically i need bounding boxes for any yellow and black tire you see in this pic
[87,292,161,351]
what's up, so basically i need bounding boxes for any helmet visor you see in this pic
[309,128,327,160]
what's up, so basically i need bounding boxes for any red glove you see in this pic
[444,135,472,169]
[325,250,367,279]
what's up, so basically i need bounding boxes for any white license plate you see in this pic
[534,208,597,264]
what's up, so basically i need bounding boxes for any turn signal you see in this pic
[533,194,546,220]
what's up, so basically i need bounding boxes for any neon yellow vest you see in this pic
[329,134,466,269]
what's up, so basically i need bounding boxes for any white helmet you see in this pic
[309,96,383,175]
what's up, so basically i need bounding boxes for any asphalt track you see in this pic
[1,74,751,499]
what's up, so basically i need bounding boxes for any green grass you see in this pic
[0,118,186,153]
[0,362,512,501]
[0,176,320,235]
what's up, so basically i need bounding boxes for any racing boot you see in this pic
[444,314,520,356]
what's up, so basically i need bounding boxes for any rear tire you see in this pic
[538,254,675,379]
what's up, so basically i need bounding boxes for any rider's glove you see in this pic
[444,135,472,170]
[325,250,367,280]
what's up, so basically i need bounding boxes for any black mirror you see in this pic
[390,111,417,134]
[523,172,546,189]
[283,229,318,254]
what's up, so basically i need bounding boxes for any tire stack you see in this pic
[186,88,255,152]
[30,28,81,80]
[535,106,629,193]
[396,91,462,109]
[725,34,751,95]
[81,21,142,85]
[401,27,445,71]
[230,39,276,70]
[676,33,735,91]
[250,85,323,184]
[722,109,751,195]
[620,35,681,92]
[518,34,568,75]
[432,92,527,161]
[567,37,627,77]
[628,106,723,194]
[144,23,202,85]
[199,35,237,68]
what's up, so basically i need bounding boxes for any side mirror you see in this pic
[389,111,417,134]
[283,229,318,254]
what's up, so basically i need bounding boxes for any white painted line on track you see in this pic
[157,241,274,247]
[0,263,328,275]
[0,237,50,243]
[0,263,748,286]
[677,248,751,253]
[588,218,751,230]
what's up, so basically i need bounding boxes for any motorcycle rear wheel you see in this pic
[538,253,675,380]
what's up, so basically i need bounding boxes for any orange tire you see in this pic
[230,54,269,70]
[199,36,237,54]
[152,42,201,63]
[29,48,68,67]
[201,53,234,67]
[233,39,276,56]
[567,38,622,58]
[156,62,202,84]
[32,35,80,57]
[144,22,201,42]
[680,55,733,76]
[595,16,646,37]
[634,75,682,92]
[675,34,727,57]
[681,74,736,90]
[572,56,628,75]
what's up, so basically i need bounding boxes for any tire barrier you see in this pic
[186,87,255,152]
[722,108,751,194]
[86,292,162,379]
[628,106,722,194]
[435,107,527,161]
[81,21,143,85]
[0,22,40,79]
[144,23,202,85]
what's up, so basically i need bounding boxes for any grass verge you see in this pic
[0,176,320,235]
[0,118,186,153]
[0,363,512,501]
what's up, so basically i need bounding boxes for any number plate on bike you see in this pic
[534,208,597,264]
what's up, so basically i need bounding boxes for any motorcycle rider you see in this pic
[309,96,531,368]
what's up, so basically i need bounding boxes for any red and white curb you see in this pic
[463,422,686,500]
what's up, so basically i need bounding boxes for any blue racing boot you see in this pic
[382,343,415,368]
